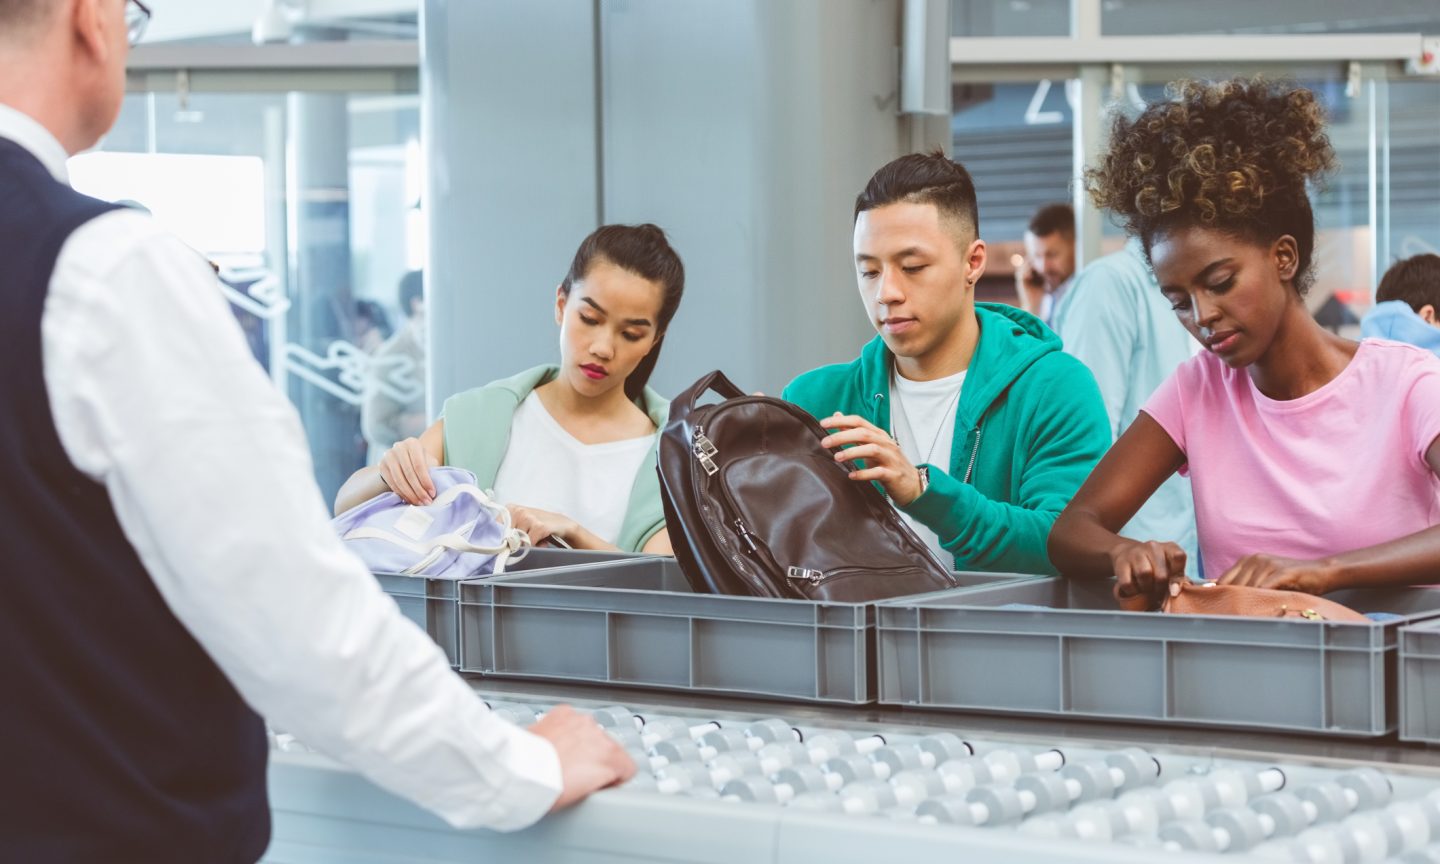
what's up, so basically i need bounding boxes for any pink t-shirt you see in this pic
[1141,339,1440,581]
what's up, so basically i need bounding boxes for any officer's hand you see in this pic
[528,705,636,811]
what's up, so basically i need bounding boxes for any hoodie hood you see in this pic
[1361,301,1440,358]
[857,302,1062,428]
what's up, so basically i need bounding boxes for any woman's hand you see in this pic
[378,437,439,505]
[507,505,581,547]
[1109,539,1188,603]
[820,414,923,506]
[1217,554,1335,594]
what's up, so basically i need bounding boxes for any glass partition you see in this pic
[74,88,424,505]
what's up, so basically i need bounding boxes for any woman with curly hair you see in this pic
[1048,78,1440,602]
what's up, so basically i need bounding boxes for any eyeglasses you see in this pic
[125,0,151,47]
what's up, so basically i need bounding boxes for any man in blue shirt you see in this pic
[1051,238,1199,575]
[1362,253,1440,359]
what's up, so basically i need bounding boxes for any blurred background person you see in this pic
[1016,202,1076,325]
[1362,253,1440,358]
[363,269,428,463]
[353,297,394,354]
[1051,239,1199,576]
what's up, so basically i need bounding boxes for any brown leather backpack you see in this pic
[657,371,960,601]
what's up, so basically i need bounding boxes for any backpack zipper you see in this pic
[685,414,786,600]
[693,425,719,476]
[733,518,760,555]
[786,566,828,586]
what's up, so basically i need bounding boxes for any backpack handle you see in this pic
[671,370,747,421]
[340,482,533,574]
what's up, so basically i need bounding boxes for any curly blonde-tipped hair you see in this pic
[1085,78,1337,293]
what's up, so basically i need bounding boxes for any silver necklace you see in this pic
[890,370,964,466]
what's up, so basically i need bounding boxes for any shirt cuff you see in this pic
[474,726,564,832]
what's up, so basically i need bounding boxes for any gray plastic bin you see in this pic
[377,548,644,667]
[459,558,1030,704]
[877,577,1440,736]
[1400,618,1440,744]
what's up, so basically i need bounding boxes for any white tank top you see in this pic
[490,393,656,545]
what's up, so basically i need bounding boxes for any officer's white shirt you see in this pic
[0,103,562,832]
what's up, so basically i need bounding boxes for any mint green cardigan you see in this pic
[440,365,669,552]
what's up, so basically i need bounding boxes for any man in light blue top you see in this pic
[1051,238,1199,576]
[1361,253,1440,359]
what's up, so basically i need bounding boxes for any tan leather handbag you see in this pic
[1115,580,1369,622]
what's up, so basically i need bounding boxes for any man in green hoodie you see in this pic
[782,151,1110,575]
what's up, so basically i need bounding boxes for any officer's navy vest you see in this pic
[0,137,269,861]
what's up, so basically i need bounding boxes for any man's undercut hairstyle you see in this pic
[1086,77,1336,295]
[854,149,980,243]
[1377,253,1440,313]
[1028,203,1074,239]
[0,0,51,39]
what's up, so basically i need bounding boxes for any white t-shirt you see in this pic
[491,393,656,545]
[890,368,967,568]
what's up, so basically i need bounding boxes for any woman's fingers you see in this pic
[1114,557,1142,599]
[399,439,436,500]
[394,445,432,504]
[379,454,421,504]
[508,506,551,545]
[378,438,435,505]
[1162,543,1188,596]
[1113,540,1189,605]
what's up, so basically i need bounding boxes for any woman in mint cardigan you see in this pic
[335,224,684,554]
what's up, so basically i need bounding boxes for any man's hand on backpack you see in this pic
[820,414,924,506]
[527,705,636,812]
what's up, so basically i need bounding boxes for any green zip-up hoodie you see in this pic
[782,303,1110,575]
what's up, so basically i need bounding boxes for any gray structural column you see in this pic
[424,0,913,401]
[422,0,601,406]
[288,73,356,506]
[1070,0,1104,270]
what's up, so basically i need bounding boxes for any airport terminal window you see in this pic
[1100,0,1440,37]
[950,0,1069,37]
[954,66,1439,330]
[1387,80,1440,268]
[73,89,424,505]
[950,79,1122,303]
